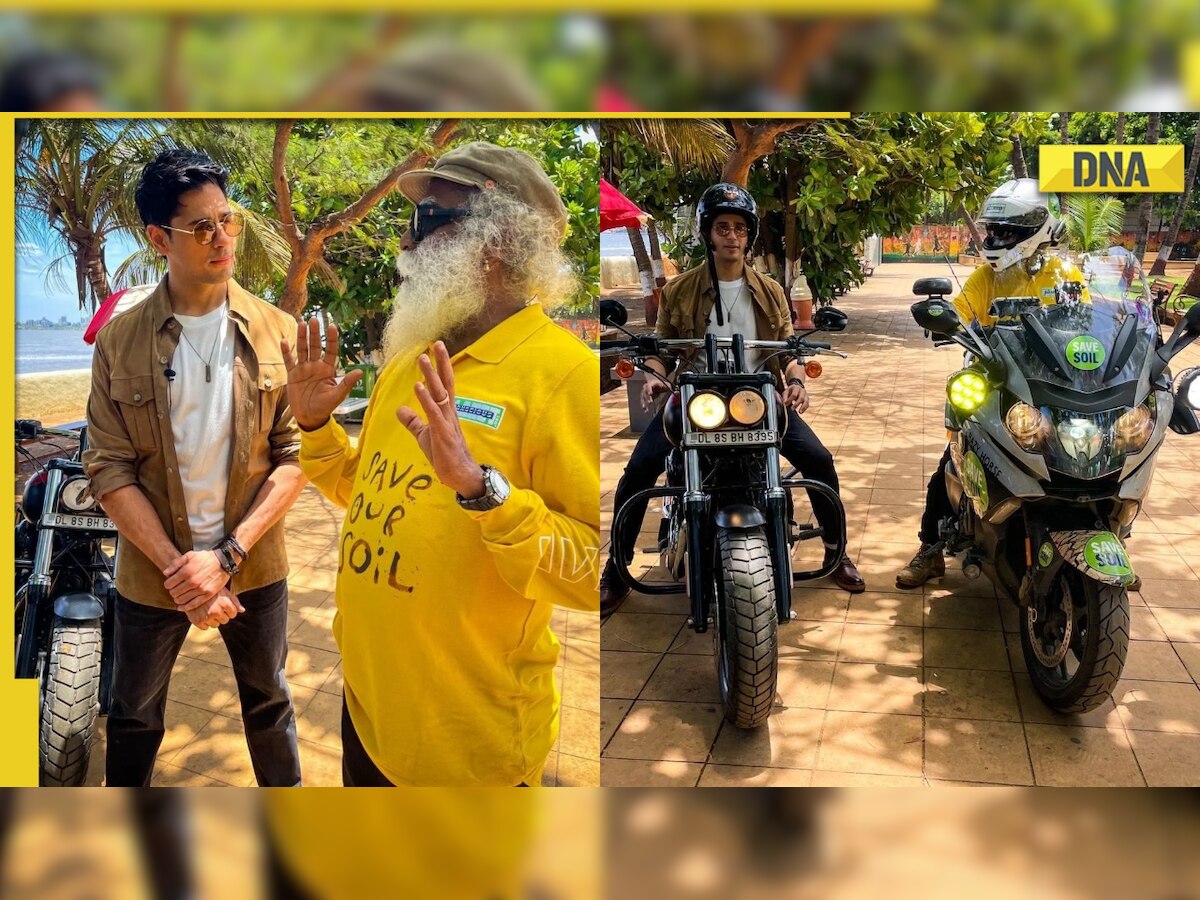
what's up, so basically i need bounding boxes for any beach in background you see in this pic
[16,370,91,427]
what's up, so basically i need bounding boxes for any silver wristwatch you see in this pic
[456,465,511,511]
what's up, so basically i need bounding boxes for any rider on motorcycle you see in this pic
[600,181,865,616]
[897,178,1092,588]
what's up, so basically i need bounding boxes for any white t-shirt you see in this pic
[704,277,766,371]
[169,303,235,550]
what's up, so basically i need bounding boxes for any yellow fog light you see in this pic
[687,392,727,429]
[948,370,988,412]
[728,389,766,426]
[1005,401,1047,451]
[1115,402,1155,453]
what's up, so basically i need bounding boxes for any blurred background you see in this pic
[0,6,1197,114]
[0,788,600,899]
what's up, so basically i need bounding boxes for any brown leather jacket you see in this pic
[83,278,301,608]
[655,262,794,387]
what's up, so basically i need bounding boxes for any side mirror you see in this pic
[813,306,848,332]
[911,298,962,336]
[913,277,952,298]
[600,299,628,328]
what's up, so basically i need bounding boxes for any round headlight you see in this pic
[61,477,98,513]
[728,389,766,426]
[687,392,727,430]
[948,371,988,412]
[1115,402,1155,453]
[1005,402,1047,452]
[1056,418,1103,460]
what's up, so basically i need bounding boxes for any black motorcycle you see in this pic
[601,302,849,728]
[16,419,117,785]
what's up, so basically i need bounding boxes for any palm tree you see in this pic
[17,120,166,312]
[1132,112,1162,264]
[1149,122,1200,277]
[1065,194,1127,252]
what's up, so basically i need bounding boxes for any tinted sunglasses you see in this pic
[160,211,245,245]
[410,198,471,243]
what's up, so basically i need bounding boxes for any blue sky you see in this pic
[16,230,144,323]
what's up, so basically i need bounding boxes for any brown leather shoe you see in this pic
[827,554,866,593]
[895,543,945,589]
[600,559,630,619]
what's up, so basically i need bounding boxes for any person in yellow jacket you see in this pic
[282,142,600,786]
[898,178,1088,588]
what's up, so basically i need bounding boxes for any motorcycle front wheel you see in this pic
[1020,569,1129,714]
[39,617,103,786]
[713,526,778,728]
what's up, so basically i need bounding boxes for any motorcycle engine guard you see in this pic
[53,592,104,622]
[1049,531,1137,587]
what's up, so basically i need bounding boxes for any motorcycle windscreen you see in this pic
[992,297,1158,479]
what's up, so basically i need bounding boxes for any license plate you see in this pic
[43,512,116,531]
[683,429,777,448]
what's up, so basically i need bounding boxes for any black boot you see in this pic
[600,558,631,619]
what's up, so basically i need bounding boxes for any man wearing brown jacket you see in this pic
[601,182,864,616]
[84,149,307,786]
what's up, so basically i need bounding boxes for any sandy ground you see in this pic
[15,369,91,427]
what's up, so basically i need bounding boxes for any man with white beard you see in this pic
[282,142,600,786]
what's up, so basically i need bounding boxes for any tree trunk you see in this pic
[83,238,110,311]
[1115,113,1126,144]
[645,221,667,289]
[1010,133,1029,179]
[275,118,461,316]
[1133,113,1162,265]
[1150,123,1200,276]
[959,202,984,256]
[722,120,806,187]
[1057,112,1072,217]
[1184,261,1200,298]
[626,224,658,326]
[784,159,800,299]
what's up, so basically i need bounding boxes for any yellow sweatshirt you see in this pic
[954,255,1089,327]
[299,304,600,786]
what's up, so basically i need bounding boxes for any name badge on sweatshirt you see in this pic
[455,396,505,430]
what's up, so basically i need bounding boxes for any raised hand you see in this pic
[281,318,363,431]
[395,341,486,500]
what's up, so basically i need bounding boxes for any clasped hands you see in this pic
[164,549,244,630]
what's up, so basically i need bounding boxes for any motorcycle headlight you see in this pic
[948,370,987,413]
[1114,400,1155,454]
[728,389,766,426]
[687,392,727,430]
[1005,401,1048,452]
[1056,417,1103,460]
[60,477,98,513]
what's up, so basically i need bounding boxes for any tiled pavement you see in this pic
[82,426,600,787]
[600,262,1200,787]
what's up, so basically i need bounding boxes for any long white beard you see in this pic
[382,231,490,364]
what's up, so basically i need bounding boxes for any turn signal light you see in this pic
[615,359,635,379]
[804,360,823,379]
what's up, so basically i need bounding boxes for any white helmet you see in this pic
[978,178,1065,271]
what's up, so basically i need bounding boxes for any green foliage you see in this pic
[1065,194,1127,252]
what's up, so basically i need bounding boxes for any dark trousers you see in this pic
[610,406,845,564]
[105,579,301,787]
[340,696,532,787]
[919,445,956,545]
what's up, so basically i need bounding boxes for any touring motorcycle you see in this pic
[911,249,1200,712]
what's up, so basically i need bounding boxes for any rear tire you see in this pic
[714,527,778,728]
[1020,570,1128,714]
[39,617,102,786]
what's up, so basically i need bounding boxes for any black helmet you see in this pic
[697,182,758,250]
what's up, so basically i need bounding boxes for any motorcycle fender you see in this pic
[714,504,765,530]
[53,592,104,622]
[1049,531,1136,587]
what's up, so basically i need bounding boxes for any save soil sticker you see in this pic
[961,450,989,516]
[1083,533,1132,577]
[1065,335,1106,371]
[1038,542,1054,567]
